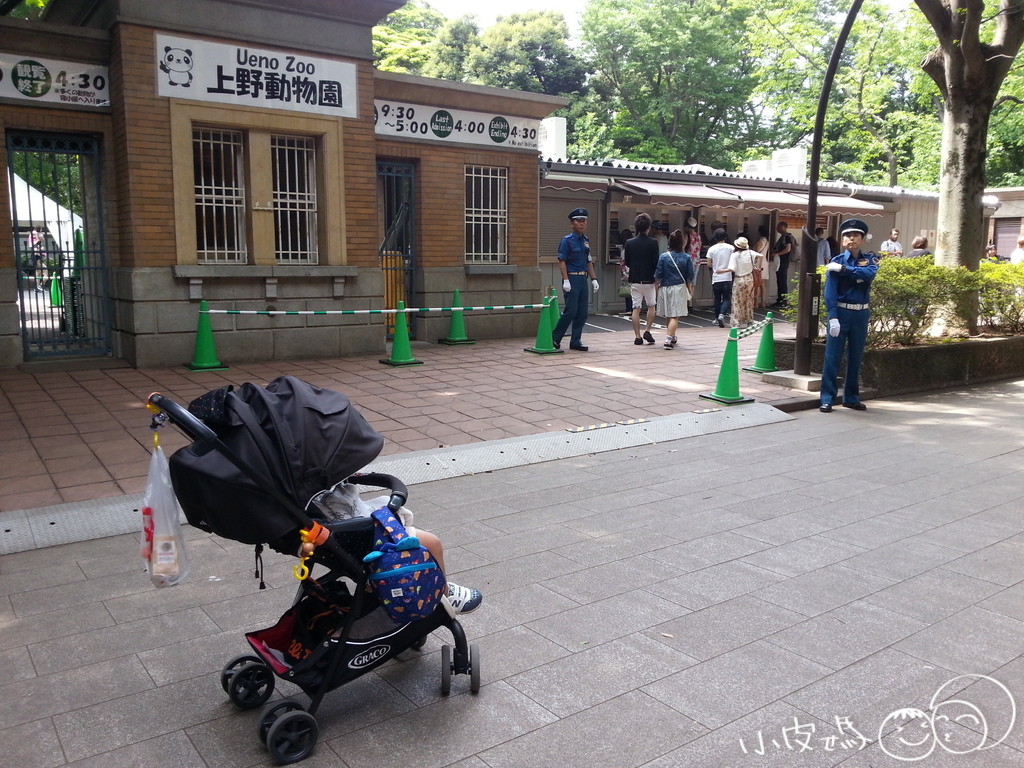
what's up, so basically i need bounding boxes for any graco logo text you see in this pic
[348,645,391,669]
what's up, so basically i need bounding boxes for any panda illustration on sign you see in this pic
[160,47,193,87]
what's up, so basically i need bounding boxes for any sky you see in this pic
[419,0,913,40]
[423,0,589,36]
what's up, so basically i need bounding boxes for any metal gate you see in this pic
[7,132,110,359]
[377,161,415,339]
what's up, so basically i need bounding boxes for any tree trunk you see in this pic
[913,0,1024,335]
[934,98,991,335]
[933,98,988,273]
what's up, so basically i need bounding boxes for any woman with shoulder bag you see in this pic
[654,229,696,348]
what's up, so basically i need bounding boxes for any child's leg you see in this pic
[411,528,481,613]
[415,529,447,575]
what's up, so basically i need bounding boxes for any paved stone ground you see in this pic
[1,379,1022,767]
[0,311,804,514]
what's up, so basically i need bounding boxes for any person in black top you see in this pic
[624,212,661,345]
[908,236,932,258]
[771,220,797,307]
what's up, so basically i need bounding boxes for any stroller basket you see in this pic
[246,580,411,692]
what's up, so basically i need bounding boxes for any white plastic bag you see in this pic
[140,445,189,587]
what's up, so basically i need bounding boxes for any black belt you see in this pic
[633,281,654,284]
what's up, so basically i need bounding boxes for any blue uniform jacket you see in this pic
[824,249,879,319]
[558,232,591,273]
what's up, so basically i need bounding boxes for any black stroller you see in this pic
[147,376,479,765]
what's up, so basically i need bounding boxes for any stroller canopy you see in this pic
[169,376,385,545]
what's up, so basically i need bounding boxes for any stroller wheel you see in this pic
[228,662,275,710]
[410,635,428,651]
[266,710,319,765]
[469,643,481,694]
[440,644,452,696]
[220,654,263,693]
[259,699,305,744]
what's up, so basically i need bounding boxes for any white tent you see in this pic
[8,172,84,254]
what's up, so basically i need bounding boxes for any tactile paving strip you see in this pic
[0,402,791,555]
[367,402,790,482]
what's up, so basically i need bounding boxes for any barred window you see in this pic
[193,129,247,264]
[465,166,507,264]
[272,135,318,264]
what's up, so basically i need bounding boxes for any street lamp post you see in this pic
[795,0,865,376]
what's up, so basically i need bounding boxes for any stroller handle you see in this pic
[351,472,408,513]
[148,392,219,442]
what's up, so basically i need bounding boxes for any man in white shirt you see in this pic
[653,221,669,254]
[880,228,903,257]
[815,227,832,266]
[707,229,734,327]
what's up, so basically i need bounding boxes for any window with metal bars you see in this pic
[271,135,318,264]
[193,128,247,264]
[465,165,507,264]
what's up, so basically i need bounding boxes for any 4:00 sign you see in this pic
[375,101,538,146]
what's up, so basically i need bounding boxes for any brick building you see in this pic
[0,0,564,367]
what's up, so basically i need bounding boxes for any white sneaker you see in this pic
[444,582,483,614]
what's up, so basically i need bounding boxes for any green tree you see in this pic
[743,0,942,187]
[423,15,480,81]
[372,0,446,75]
[986,55,1024,185]
[564,88,617,161]
[912,0,1024,272]
[4,0,49,19]
[466,11,585,96]
[580,0,762,167]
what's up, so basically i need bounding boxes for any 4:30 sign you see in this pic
[0,54,110,107]
[55,69,106,92]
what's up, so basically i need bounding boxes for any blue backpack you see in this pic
[362,506,445,623]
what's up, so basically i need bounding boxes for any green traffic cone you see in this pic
[547,287,560,330]
[743,312,778,373]
[48,275,63,307]
[700,327,754,404]
[525,297,563,355]
[381,301,423,366]
[438,289,475,345]
[185,300,229,371]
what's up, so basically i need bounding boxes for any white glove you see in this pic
[829,318,841,337]
[592,279,600,293]
[562,279,571,292]
[826,262,843,272]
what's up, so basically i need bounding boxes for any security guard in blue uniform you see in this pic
[552,208,599,351]
[819,219,879,413]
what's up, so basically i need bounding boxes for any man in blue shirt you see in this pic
[552,208,599,351]
[815,227,832,267]
[819,219,879,413]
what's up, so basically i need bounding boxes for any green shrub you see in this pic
[869,256,944,347]
[783,255,984,348]
[978,261,1024,334]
